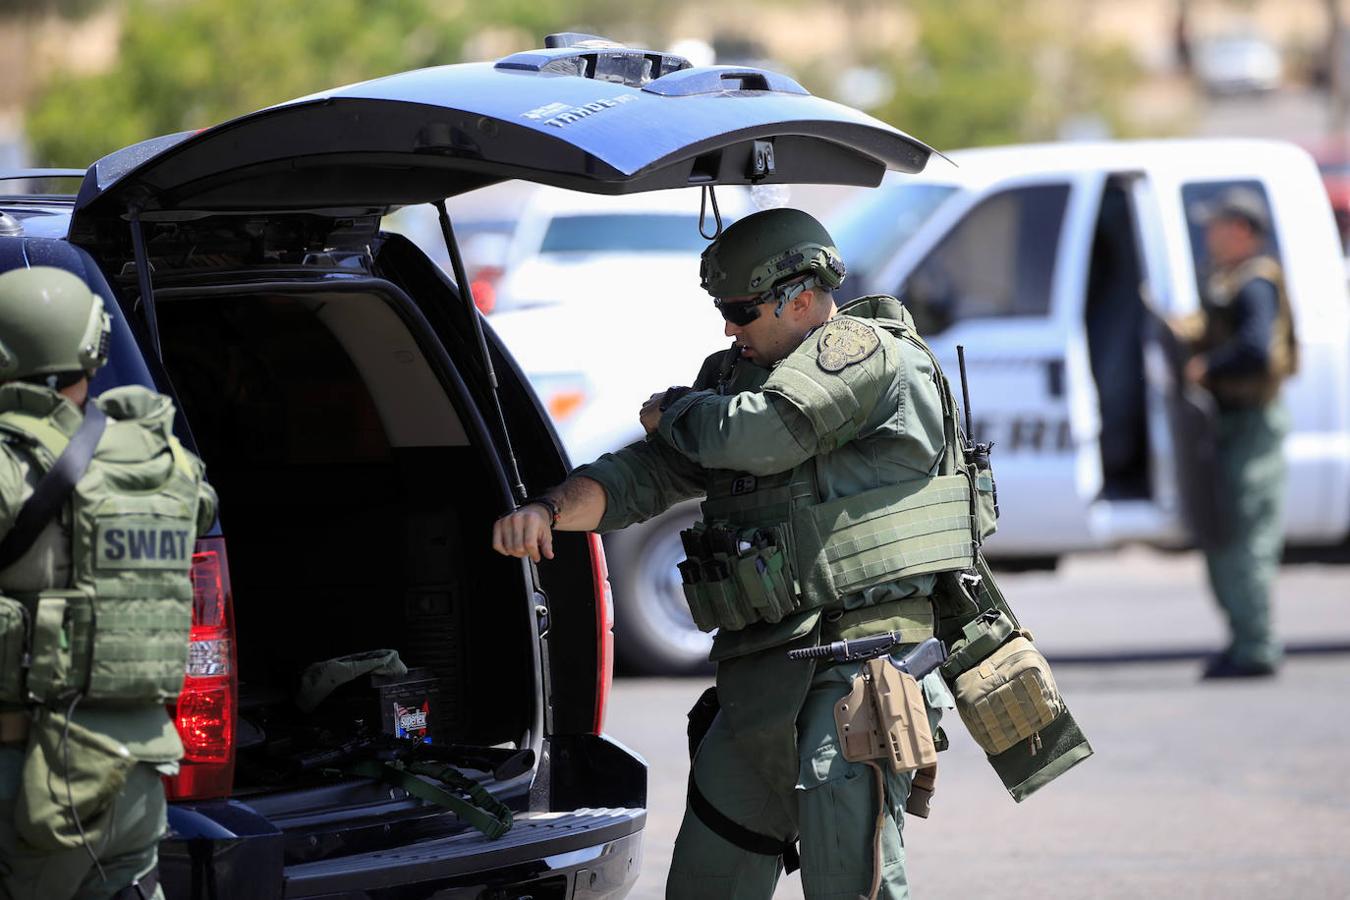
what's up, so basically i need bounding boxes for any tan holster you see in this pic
[834,658,937,774]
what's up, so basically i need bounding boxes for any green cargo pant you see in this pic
[667,663,950,900]
[0,744,166,900]
[1205,402,1289,669]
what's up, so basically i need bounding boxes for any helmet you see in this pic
[699,208,846,300]
[0,266,111,382]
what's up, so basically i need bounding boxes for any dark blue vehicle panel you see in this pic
[72,60,933,232]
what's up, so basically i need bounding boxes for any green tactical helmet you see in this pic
[699,207,846,300]
[0,266,111,382]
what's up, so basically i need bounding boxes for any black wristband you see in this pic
[522,495,560,527]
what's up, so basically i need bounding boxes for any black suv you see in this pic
[0,35,932,899]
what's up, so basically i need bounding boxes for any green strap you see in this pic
[347,758,513,840]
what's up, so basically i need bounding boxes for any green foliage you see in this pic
[2,0,108,18]
[25,0,671,167]
[864,0,1138,151]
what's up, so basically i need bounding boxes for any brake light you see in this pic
[164,537,238,800]
[587,533,614,734]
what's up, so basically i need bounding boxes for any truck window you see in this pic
[1180,180,1283,298]
[900,184,1069,335]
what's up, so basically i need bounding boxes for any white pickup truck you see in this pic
[840,139,1350,564]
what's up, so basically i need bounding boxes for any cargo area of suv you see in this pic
[156,282,538,789]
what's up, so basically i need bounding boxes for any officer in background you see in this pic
[1181,188,1296,679]
[494,209,967,898]
[0,266,217,898]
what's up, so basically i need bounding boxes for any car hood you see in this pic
[70,57,935,236]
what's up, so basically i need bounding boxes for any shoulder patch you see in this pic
[816,318,880,373]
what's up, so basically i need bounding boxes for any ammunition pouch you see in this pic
[678,524,798,632]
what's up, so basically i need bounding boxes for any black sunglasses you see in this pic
[714,297,768,326]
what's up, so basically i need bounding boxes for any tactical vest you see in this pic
[0,387,200,707]
[679,298,997,634]
[1201,255,1298,407]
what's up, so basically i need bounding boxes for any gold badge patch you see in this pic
[816,318,880,373]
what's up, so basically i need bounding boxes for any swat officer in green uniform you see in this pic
[0,266,217,899]
[1180,188,1296,679]
[493,209,1089,898]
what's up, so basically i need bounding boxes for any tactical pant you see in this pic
[1204,402,1289,669]
[0,744,166,900]
[667,662,950,900]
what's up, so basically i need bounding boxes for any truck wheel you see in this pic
[607,506,714,676]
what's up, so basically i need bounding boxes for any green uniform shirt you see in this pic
[576,296,948,660]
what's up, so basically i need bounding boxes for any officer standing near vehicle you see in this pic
[1180,188,1296,679]
[0,266,217,899]
[495,209,985,898]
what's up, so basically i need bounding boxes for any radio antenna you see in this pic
[957,344,975,446]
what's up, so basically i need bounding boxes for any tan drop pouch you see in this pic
[953,636,1064,756]
[835,658,937,774]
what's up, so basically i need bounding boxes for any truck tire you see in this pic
[606,504,714,676]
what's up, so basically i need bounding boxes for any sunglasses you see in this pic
[714,297,768,326]
[713,275,816,326]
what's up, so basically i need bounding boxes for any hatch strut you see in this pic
[128,209,163,362]
[434,200,528,506]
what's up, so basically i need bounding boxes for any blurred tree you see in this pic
[25,0,669,166]
[855,0,1138,152]
[1,0,108,18]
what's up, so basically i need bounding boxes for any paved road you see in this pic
[605,548,1350,899]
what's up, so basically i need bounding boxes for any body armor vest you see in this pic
[1202,255,1297,407]
[679,298,995,634]
[0,386,200,706]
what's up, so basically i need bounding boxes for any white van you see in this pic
[840,139,1350,561]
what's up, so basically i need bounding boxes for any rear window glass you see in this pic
[539,214,711,253]
[901,183,1069,334]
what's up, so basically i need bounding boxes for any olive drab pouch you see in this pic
[834,657,936,774]
[15,708,136,851]
[967,450,999,543]
[0,594,29,703]
[23,592,79,704]
[679,523,798,633]
[939,608,1016,681]
[952,635,1064,757]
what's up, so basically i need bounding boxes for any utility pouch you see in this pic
[24,593,79,704]
[15,708,137,851]
[0,595,30,703]
[834,657,936,774]
[952,636,1064,757]
[940,608,1016,680]
[970,462,999,543]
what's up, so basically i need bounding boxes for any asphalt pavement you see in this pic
[605,547,1350,899]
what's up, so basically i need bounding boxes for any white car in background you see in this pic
[489,187,755,673]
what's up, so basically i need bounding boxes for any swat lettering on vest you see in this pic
[98,522,192,570]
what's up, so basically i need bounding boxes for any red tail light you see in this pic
[164,537,237,800]
[587,533,614,734]
[470,265,503,314]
